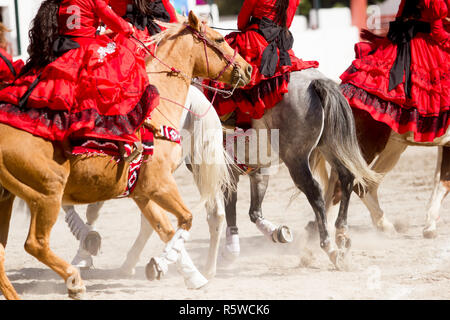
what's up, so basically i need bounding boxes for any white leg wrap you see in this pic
[152,229,207,289]
[65,207,92,241]
[255,217,277,241]
[71,246,93,269]
[177,246,208,289]
[225,227,240,257]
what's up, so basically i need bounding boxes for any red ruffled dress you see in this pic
[0,0,159,143]
[109,0,177,38]
[108,0,178,59]
[205,0,318,126]
[340,0,450,142]
[0,48,24,84]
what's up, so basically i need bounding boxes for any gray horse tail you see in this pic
[311,79,379,187]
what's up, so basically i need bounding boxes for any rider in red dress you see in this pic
[109,0,177,28]
[0,0,159,143]
[340,0,450,142]
[108,0,178,56]
[206,0,318,127]
[0,23,24,84]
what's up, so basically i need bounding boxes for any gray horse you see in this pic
[64,68,378,276]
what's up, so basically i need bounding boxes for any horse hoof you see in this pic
[68,287,86,300]
[145,258,162,281]
[203,267,216,280]
[423,229,438,239]
[71,255,93,270]
[375,219,396,236]
[335,234,351,250]
[118,266,136,277]
[329,250,348,271]
[273,226,293,243]
[83,231,102,256]
[185,274,209,290]
[222,246,240,263]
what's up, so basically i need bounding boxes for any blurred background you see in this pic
[0,0,401,80]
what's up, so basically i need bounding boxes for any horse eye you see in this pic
[215,38,225,44]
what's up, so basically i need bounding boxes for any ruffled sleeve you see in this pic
[286,0,301,27]
[93,0,133,36]
[162,0,178,23]
[237,0,257,30]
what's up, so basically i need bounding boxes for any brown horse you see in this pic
[321,108,450,238]
[0,12,252,300]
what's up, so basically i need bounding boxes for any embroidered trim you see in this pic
[97,42,117,63]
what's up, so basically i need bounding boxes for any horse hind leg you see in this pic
[423,146,450,238]
[361,136,407,234]
[284,157,344,270]
[0,243,19,300]
[64,202,104,268]
[0,192,19,300]
[249,169,292,243]
[0,191,15,247]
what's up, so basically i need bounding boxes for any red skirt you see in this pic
[340,34,450,142]
[0,34,157,143]
[205,25,318,126]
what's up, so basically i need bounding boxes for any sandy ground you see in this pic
[1,146,450,300]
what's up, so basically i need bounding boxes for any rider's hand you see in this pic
[128,23,136,38]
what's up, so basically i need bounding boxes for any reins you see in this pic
[131,22,244,119]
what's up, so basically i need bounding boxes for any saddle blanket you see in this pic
[71,127,154,197]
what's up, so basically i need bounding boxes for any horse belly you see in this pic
[63,156,129,204]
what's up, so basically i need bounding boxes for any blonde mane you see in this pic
[148,16,209,46]
[149,19,188,45]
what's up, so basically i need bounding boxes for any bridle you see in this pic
[131,21,247,119]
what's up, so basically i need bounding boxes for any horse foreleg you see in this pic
[360,136,407,234]
[250,169,292,243]
[284,157,344,270]
[203,194,225,279]
[423,146,450,238]
[133,190,207,289]
[119,213,155,276]
[0,243,19,300]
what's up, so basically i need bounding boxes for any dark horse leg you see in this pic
[223,167,241,258]
[248,169,293,243]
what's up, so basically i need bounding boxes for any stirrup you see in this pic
[120,141,143,163]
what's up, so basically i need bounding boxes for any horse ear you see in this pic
[188,11,201,31]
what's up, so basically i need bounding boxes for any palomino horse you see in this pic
[63,85,232,279]
[321,108,450,239]
[0,12,252,300]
